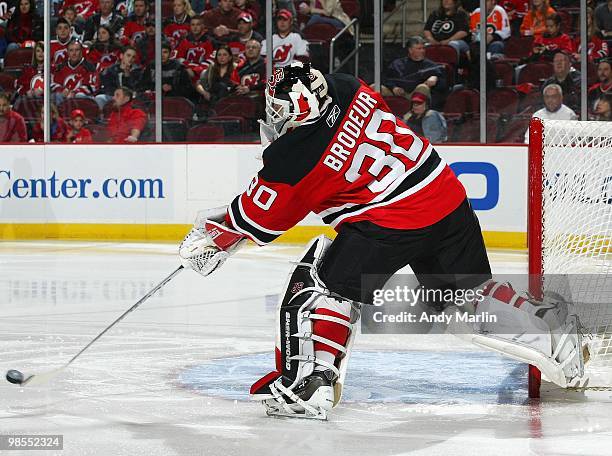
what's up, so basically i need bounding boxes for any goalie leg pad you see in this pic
[250,235,360,419]
[469,281,584,387]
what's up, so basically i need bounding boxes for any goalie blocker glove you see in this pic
[179,220,246,276]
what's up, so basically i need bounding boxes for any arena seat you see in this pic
[302,23,338,44]
[487,87,519,115]
[186,124,225,142]
[503,36,534,61]
[162,96,195,122]
[13,96,43,120]
[425,44,458,67]
[213,96,259,120]
[517,62,554,85]
[493,61,514,86]
[443,88,479,115]
[3,48,34,73]
[340,0,361,19]
[0,72,16,93]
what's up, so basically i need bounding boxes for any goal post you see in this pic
[527,117,612,398]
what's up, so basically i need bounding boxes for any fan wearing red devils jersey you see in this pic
[120,0,149,45]
[51,40,99,104]
[50,18,74,70]
[174,15,214,81]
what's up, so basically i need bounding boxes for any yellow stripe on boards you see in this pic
[0,224,528,249]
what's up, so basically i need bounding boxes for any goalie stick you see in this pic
[6,265,185,387]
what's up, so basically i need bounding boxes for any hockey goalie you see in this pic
[178,62,585,419]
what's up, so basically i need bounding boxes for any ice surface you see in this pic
[1,242,611,456]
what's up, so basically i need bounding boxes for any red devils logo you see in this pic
[100,54,115,64]
[132,31,145,42]
[30,74,44,92]
[186,48,201,62]
[63,74,82,91]
[241,73,260,87]
[273,44,292,66]
[172,29,186,40]
[54,48,68,64]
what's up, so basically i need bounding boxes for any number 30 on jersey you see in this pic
[246,175,278,211]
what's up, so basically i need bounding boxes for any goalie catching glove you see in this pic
[179,206,246,276]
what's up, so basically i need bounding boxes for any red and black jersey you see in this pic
[15,64,43,96]
[50,39,71,68]
[59,0,99,20]
[533,33,574,55]
[122,16,146,44]
[163,17,190,49]
[232,56,266,90]
[175,34,214,67]
[227,74,466,245]
[87,44,122,72]
[51,58,99,96]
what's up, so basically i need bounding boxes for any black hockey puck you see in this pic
[6,369,24,385]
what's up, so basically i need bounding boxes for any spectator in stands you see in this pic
[107,86,147,142]
[121,0,149,45]
[591,93,612,120]
[261,9,309,68]
[402,91,448,143]
[51,18,73,69]
[137,16,169,64]
[195,44,237,104]
[202,0,241,42]
[31,104,69,142]
[62,6,85,41]
[588,59,612,107]
[87,24,122,72]
[234,0,260,28]
[424,0,470,56]
[15,39,43,97]
[96,45,144,110]
[524,84,577,141]
[233,38,266,95]
[59,0,100,23]
[175,14,214,81]
[66,108,93,143]
[542,50,580,112]
[83,0,124,43]
[469,0,510,57]
[227,12,263,57]
[0,91,27,142]
[527,13,574,62]
[594,0,612,41]
[520,0,555,38]
[163,0,194,49]
[298,0,352,32]
[5,0,42,54]
[381,36,448,109]
[144,42,194,97]
[51,39,99,105]
[578,6,609,63]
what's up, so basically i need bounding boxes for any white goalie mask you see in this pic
[263,62,330,141]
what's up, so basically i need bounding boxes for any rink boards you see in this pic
[0,143,527,248]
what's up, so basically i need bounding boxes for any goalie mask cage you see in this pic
[528,118,612,398]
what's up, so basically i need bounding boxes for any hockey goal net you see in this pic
[528,118,612,398]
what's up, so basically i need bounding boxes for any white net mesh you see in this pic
[538,120,612,387]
